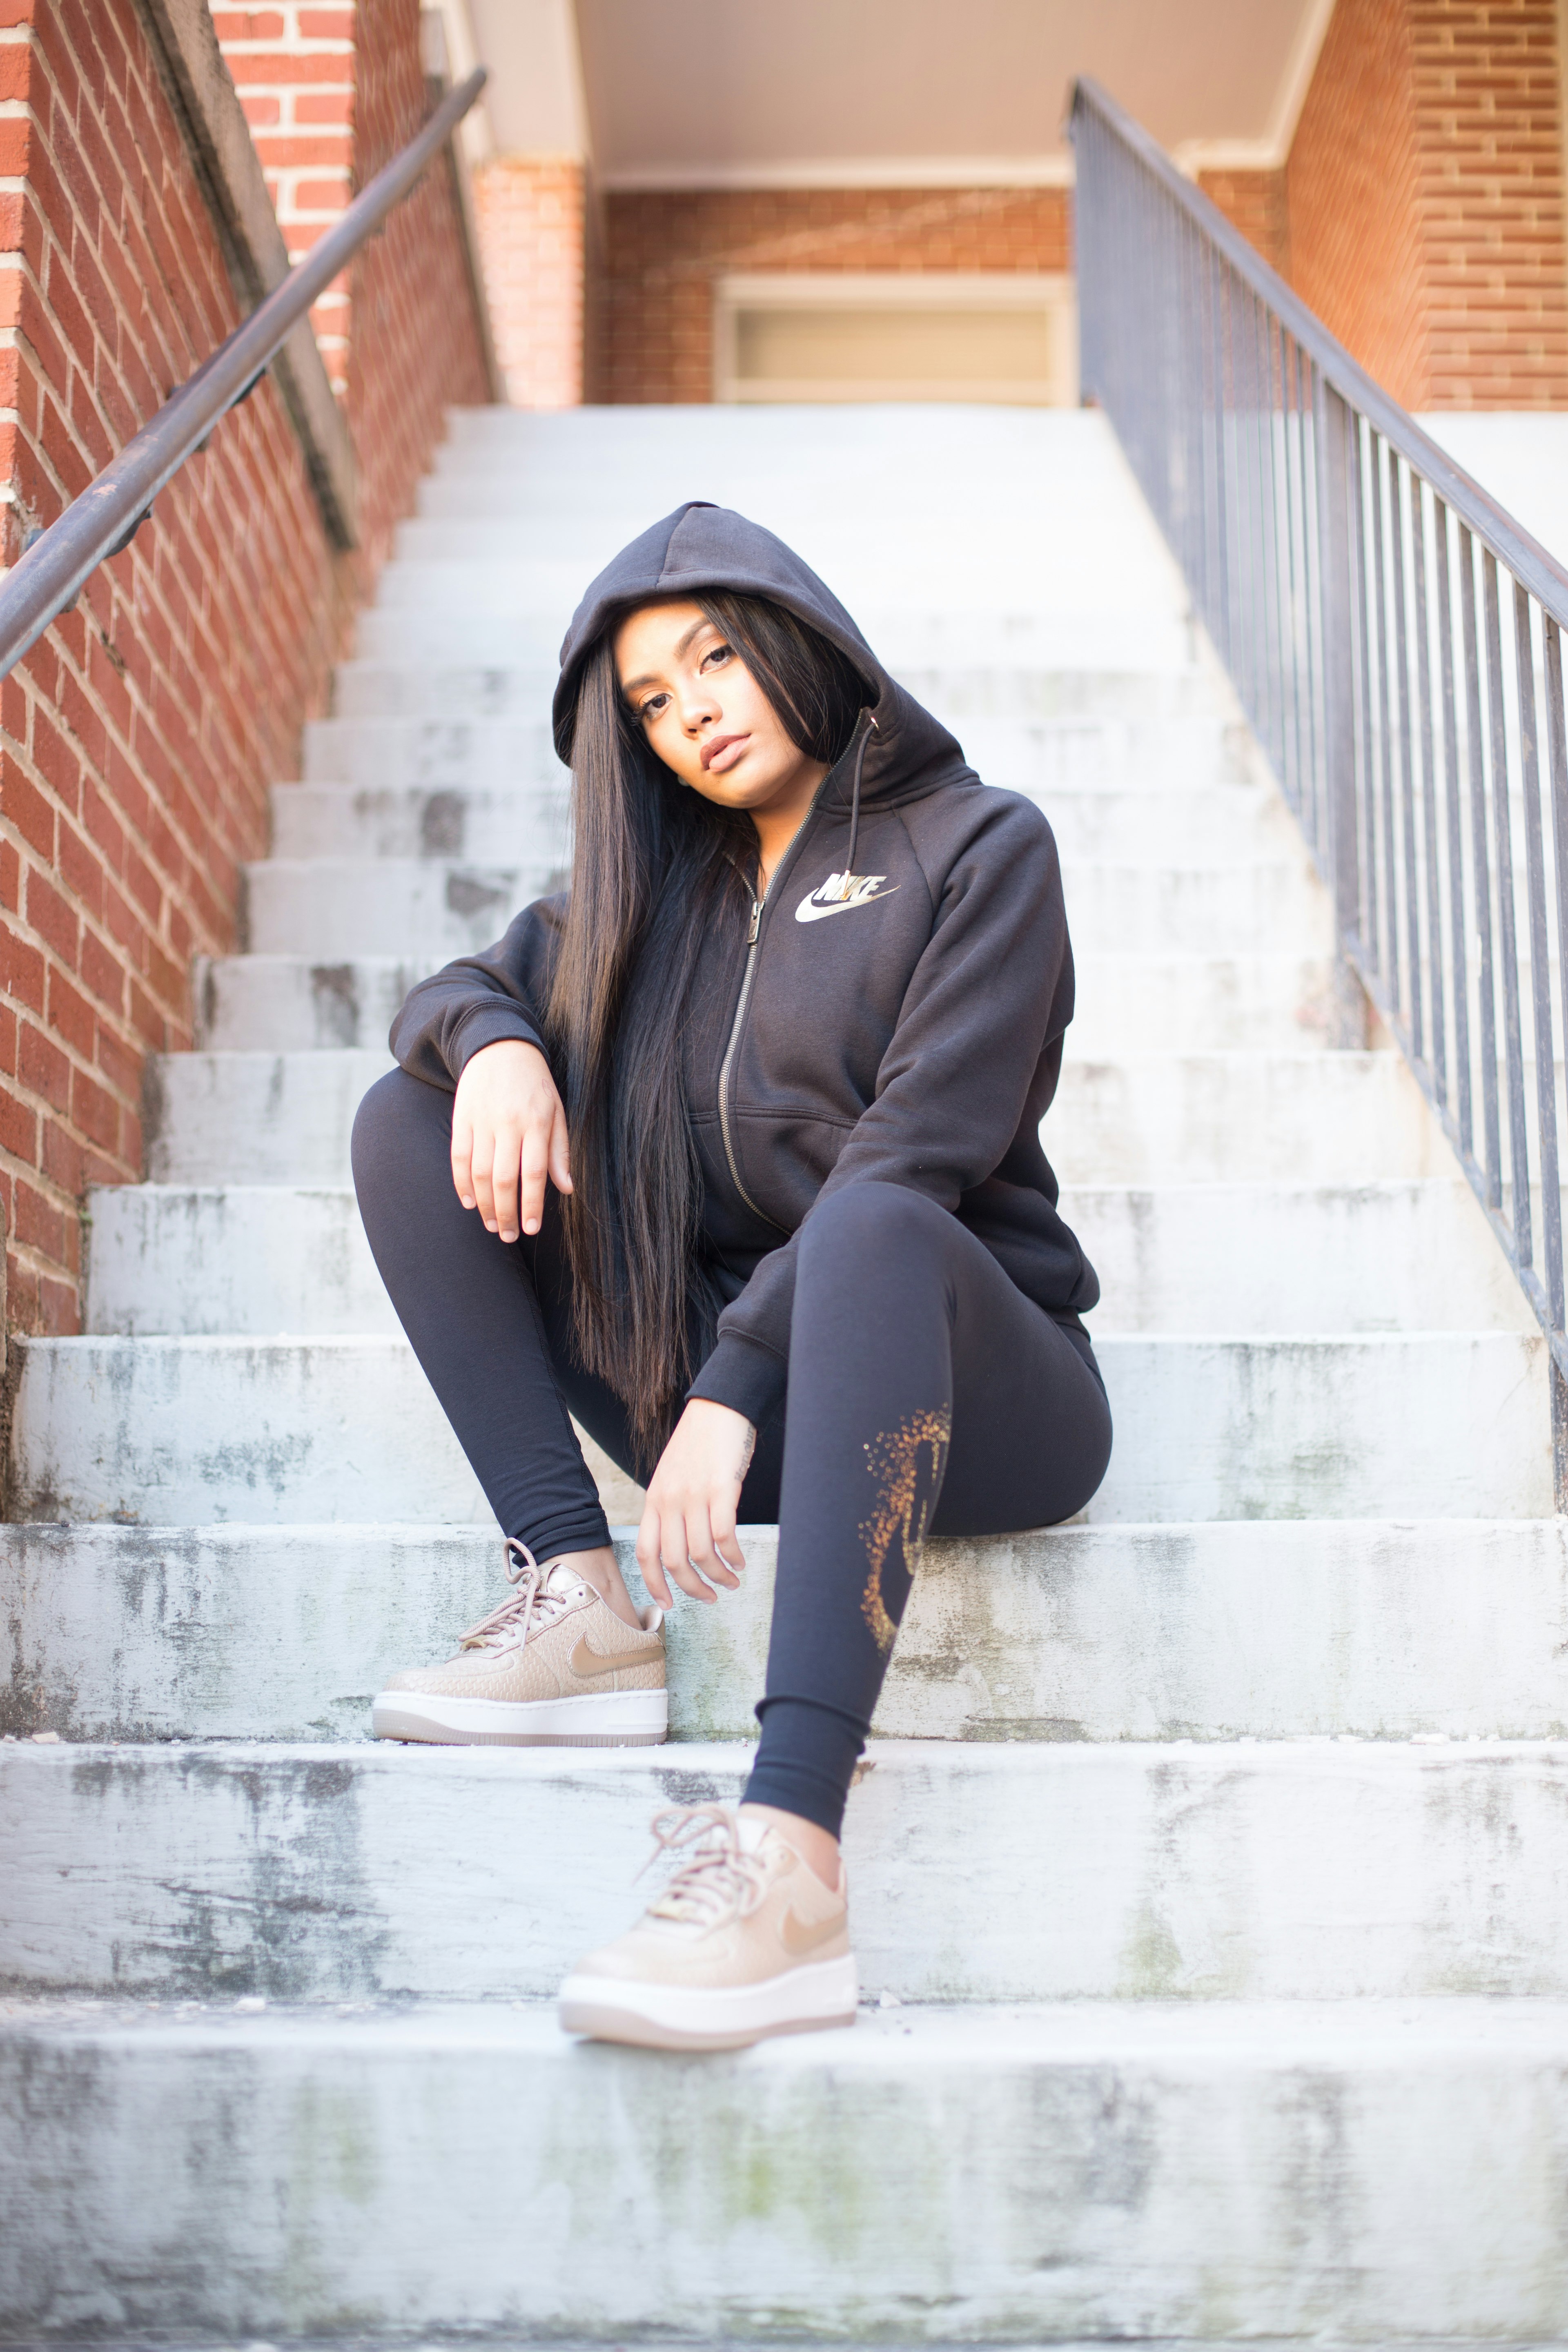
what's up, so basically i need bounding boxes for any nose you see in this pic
[675,677,719,733]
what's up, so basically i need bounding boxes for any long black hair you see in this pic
[545,590,866,1461]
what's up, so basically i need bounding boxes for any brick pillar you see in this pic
[1285,0,1568,409]
[471,156,585,408]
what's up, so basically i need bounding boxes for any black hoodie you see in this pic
[389,502,1099,1427]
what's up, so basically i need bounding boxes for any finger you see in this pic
[490,1127,522,1243]
[549,1098,573,1196]
[518,1116,550,1238]
[635,1503,674,1609]
[450,1115,476,1210]
[685,1504,740,1590]
[661,1508,716,1604]
[710,1497,746,1577]
[470,1132,498,1231]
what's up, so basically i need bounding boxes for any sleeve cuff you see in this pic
[687,1330,787,1426]
[451,1004,548,1073]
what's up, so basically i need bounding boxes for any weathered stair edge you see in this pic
[4,1999,1568,2342]
[7,1331,1551,1524]
[4,1519,1567,1745]
[8,1737,1568,2004]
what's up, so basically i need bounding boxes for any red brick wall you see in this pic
[1197,167,1290,278]
[473,156,584,408]
[1412,0,1568,406]
[0,0,489,1335]
[1287,0,1430,404]
[1283,0,1568,408]
[594,186,1071,405]
[214,3,356,392]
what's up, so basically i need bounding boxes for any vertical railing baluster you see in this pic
[1259,308,1287,797]
[1371,440,1402,1001]
[1353,421,1381,966]
[1543,615,1568,1503]
[1461,528,1503,1203]
[1410,482,1446,1098]
[1515,580,1561,1317]
[1434,501,1473,1155]
[1389,457,1423,1059]
[1318,380,1362,955]
[1484,553,1532,1259]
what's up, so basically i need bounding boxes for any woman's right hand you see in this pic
[450,1038,572,1242]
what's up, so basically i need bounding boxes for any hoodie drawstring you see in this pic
[846,711,877,879]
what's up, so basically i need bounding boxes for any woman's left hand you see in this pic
[636,1400,755,1606]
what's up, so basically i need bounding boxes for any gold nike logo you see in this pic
[568,1635,628,1683]
[778,1905,846,1958]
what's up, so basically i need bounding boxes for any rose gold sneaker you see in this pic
[559,1803,858,2050]
[371,1540,666,1747]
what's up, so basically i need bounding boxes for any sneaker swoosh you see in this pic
[795,886,898,924]
[568,1635,635,1683]
[778,1904,845,1958]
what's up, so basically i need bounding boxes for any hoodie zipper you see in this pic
[716,889,772,1222]
[715,711,875,1227]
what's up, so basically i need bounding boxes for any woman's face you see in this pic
[612,599,827,817]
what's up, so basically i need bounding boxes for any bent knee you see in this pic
[801,1180,952,1268]
[350,1066,452,1193]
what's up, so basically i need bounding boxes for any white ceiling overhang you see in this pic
[460,0,1339,188]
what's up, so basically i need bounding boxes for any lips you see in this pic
[701,733,749,774]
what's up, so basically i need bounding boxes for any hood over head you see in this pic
[550,501,974,816]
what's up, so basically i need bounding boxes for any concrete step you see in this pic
[144,1050,390,1183]
[6,1515,1566,1748]
[301,717,568,794]
[9,1330,1549,1525]
[241,859,563,960]
[1076,1178,1533,1332]
[84,1185,397,1336]
[187,949,1346,1056]
[1052,1051,1448,1184]
[192,954,415,1050]
[1070,953,1343,1051]
[239,856,1329,963]
[8,1995,1567,2343]
[82,1178,1531,1340]
[271,778,567,859]
[305,707,1250,799]
[274,775,1290,867]
[336,649,1224,722]
[355,595,1200,677]
[8,1736,1568,2006]
[140,1047,1451,1189]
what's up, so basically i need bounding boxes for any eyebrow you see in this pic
[619,615,712,699]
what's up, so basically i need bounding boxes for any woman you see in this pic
[352,501,1111,2052]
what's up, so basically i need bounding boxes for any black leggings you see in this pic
[352,1069,1113,1835]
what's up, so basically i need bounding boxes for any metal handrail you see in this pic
[1070,74,1568,1499]
[0,64,488,683]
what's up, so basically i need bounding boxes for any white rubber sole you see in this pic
[370,1686,668,1746]
[558,1952,860,2051]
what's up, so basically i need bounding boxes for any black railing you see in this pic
[1071,75,1568,1504]
[0,65,488,684]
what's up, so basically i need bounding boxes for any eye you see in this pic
[636,690,670,722]
[700,640,733,672]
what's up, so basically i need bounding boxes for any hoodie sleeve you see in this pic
[388,895,565,1086]
[686,796,1070,1426]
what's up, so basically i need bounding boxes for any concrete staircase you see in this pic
[4,405,1568,2343]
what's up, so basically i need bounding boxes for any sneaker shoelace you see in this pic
[457,1539,577,1653]
[640,1804,768,1928]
